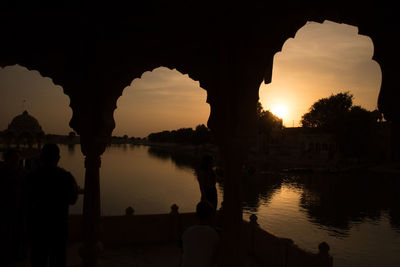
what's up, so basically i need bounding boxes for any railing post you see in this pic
[249,214,258,255]
[318,242,333,267]
[125,206,135,216]
[170,204,180,241]
[216,201,224,226]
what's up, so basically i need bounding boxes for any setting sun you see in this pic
[270,104,288,121]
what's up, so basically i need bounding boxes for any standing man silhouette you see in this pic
[27,144,78,267]
[196,154,218,210]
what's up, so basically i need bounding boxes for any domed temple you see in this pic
[4,110,45,147]
[1,2,399,267]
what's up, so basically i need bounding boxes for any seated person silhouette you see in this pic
[180,201,221,267]
[27,143,78,267]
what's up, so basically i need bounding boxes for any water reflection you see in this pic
[146,146,400,235]
[146,147,288,213]
[242,170,400,235]
[147,145,200,171]
[242,172,283,212]
[58,144,400,266]
[295,172,400,234]
[242,172,400,267]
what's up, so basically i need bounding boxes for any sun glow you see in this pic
[270,104,288,121]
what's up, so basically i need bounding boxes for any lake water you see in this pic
[57,144,400,267]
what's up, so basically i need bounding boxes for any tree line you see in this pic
[147,104,284,146]
[114,92,384,159]
[147,124,212,145]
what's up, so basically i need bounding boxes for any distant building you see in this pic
[254,127,337,168]
[2,110,45,148]
[275,127,336,160]
[255,124,392,169]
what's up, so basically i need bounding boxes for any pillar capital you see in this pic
[84,155,101,169]
[80,134,109,158]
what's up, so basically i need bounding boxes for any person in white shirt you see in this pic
[180,201,221,267]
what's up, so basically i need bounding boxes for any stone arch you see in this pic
[0,64,74,136]
[1,3,399,266]
[113,66,210,138]
[259,19,382,127]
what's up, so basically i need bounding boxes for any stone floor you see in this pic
[8,242,260,267]
[68,242,181,267]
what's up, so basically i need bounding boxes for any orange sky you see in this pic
[260,20,381,127]
[0,20,381,137]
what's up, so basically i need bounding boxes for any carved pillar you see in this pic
[79,135,107,267]
[218,141,247,266]
[207,67,264,266]
[80,153,102,266]
[67,80,117,267]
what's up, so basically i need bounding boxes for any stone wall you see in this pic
[68,211,332,267]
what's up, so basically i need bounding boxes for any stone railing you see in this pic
[243,214,333,267]
[68,205,332,267]
[68,204,198,245]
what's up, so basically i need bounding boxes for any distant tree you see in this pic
[257,102,283,134]
[176,128,194,143]
[301,92,353,130]
[148,130,173,143]
[148,125,212,145]
[256,101,264,118]
[301,92,382,157]
[256,102,283,153]
[193,124,212,145]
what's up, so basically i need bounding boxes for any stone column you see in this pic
[68,80,118,267]
[208,78,261,267]
[219,141,247,266]
[79,135,108,267]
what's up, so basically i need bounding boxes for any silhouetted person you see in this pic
[0,148,27,264]
[196,154,218,210]
[180,201,221,267]
[27,144,78,267]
